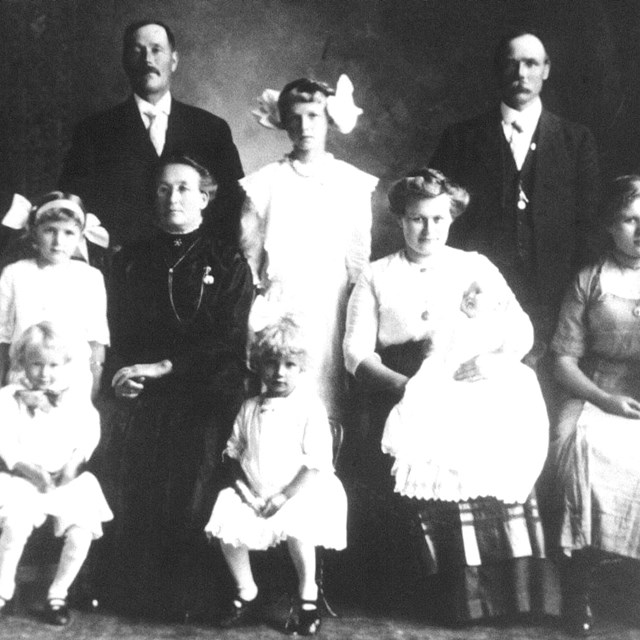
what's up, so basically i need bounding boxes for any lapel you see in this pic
[530,108,560,218]
[476,109,505,177]
[164,99,187,157]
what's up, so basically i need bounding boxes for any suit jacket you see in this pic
[59,96,244,246]
[429,107,600,321]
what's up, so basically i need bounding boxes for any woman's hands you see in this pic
[556,354,640,419]
[598,393,640,419]
[453,353,509,382]
[112,359,173,399]
[13,461,55,493]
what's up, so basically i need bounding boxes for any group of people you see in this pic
[0,18,636,639]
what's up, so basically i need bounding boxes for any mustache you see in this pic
[136,64,160,76]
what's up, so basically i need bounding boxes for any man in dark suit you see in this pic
[59,20,243,247]
[430,31,600,355]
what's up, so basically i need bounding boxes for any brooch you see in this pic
[203,266,214,285]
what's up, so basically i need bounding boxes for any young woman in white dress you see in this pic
[240,75,378,422]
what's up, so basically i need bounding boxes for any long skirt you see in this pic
[91,383,243,620]
[551,399,640,560]
[340,341,559,623]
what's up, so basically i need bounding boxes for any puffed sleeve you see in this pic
[343,265,380,375]
[239,195,266,287]
[0,386,22,470]
[224,400,250,461]
[549,266,595,358]
[0,263,16,343]
[71,400,102,462]
[300,395,334,473]
[344,170,377,285]
[85,266,109,346]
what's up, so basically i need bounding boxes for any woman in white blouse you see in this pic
[343,168,553,624]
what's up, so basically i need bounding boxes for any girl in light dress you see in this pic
[205,315,347,635]
[0,322,112,625]
[0,192,109,399]
[240,75,378,421]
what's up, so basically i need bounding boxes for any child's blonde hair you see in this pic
[250,314,309,372]
[12,321,76,370]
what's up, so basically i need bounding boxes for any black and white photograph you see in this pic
[0,1,639,638]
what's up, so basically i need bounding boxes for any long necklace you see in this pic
[165,236,205,324]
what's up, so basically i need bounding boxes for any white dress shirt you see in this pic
[500,98,542,170]
[135,92,172,155]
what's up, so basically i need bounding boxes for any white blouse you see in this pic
[0,258,109,351]
[0,383,100,472]
[343,248,533,375]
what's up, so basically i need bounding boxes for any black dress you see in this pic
[97,227,253,619]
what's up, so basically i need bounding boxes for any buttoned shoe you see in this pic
[286,599,321,636]
[45,598,71,626]
[218,596,259,628]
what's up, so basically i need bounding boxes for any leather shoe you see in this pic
[564,597,593,637]
[218,596,259,628]
[286,599,321,636]
[45,599,71,626]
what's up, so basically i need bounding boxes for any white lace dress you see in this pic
[204,384,347,550]
[344,248,548,503]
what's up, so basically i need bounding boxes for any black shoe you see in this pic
[564,599,593,637]
[286,599,321,636]
[45,599,71,626]
[218,596,259,628]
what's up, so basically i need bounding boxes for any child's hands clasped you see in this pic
[261,492,287,518]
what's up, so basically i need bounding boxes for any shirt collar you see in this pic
[500,98,542,132]
[134,91,172,117]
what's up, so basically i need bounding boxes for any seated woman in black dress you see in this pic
[101,155,253,619]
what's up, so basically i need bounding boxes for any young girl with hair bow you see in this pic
[0,192,109,399]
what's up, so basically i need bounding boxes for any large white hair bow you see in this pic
[251,74,363,134]
[1,193,110,261]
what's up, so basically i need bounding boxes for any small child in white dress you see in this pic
[0,322,112,625]
[0,191,109,399]
[205,315,347,635]
[383,274,548,504]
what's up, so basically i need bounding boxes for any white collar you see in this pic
[500,98,542,132]
[134,92,172,117]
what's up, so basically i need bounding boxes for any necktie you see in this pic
[508,120,526,170]
[145,109,165,156]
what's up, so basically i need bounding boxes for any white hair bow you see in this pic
[251,74,363,134]
[1,193,110,261]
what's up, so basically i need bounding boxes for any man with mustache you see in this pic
[59,20,243,247]
[429,31,599,359]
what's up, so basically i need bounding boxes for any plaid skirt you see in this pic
[340,342,559,623]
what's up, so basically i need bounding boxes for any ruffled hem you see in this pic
[388,458,538,504]
[0,471,113,540]
[205,483,347,551]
